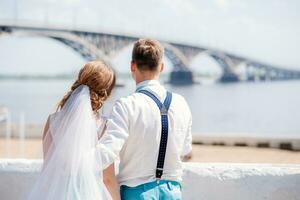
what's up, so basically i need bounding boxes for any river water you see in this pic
[0,78,300,137]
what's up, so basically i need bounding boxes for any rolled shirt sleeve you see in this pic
[95,100,129,169]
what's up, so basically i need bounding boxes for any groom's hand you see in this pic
[182,152,192,162]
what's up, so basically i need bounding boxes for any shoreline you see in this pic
[0,138,299,164]
[1,124,300,151]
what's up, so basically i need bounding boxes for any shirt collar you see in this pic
[135,79,161,92]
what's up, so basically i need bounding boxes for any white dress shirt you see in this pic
[97,80,192,187]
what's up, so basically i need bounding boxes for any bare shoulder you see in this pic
[42,115,51,139]
[43,112,58,139]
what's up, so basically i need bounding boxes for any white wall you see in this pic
[0,159,300,200]
[182,163,300,200]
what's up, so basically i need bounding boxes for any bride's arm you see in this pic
[98,119,120,199]
[103,163,120,200]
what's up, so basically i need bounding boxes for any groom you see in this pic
[98,38,192,200]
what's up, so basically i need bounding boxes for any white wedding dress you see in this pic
[27,85,112,200]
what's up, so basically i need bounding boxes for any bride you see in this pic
[27,61,119,200]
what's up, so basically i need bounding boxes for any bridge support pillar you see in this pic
[169,71,194,85]
[219,72,240,83]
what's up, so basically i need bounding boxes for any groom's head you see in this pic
[131,39,164,83]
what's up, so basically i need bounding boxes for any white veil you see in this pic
[27,85,112,200]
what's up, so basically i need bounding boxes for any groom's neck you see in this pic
[136,78,158,85]
[135,72,160,85]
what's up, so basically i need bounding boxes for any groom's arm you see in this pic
[95,100,129,168]
[181,106,193,161]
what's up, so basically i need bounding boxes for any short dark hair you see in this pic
[131,39,164,71]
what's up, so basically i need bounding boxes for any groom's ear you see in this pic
[159,63,164,73]
[131,61,137,72]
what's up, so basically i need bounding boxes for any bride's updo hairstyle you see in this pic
[58,60,116,112]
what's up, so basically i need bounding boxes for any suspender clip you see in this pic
[160,105,168,115]
[156,168,163,180]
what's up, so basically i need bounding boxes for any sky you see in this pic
[0,0,300,75]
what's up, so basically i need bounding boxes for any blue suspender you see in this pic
[138,90,172,180]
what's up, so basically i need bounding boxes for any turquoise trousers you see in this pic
[120,180,182,200]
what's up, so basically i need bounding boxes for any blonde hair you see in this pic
[58,60,116,111]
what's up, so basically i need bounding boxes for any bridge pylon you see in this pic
[219,72,240,83]
[169,71,194,85]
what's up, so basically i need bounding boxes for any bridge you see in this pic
[1,23,300,85]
